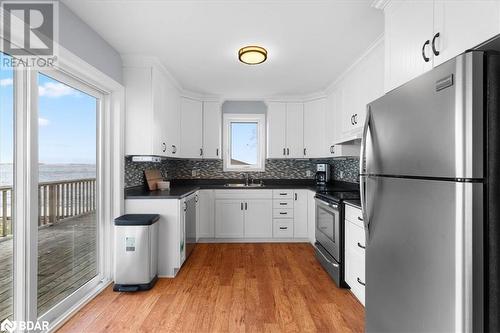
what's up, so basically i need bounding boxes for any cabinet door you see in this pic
[152,68,168,156]
[198,190,214,238]
[384,0,434,92]
[307,190,316,244]
[124,67,153,155]
[165,81,180,157]
[244,199,272,238]
[304,98,328,158]
[267,102,287,158]
[293,190,308,238]
[180,97,203,158]
[202,101,222,159]
[433,0,500,66]
[286,103,304,158]
[215,200,244,238]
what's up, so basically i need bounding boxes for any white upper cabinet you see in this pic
[383,0,500,92]
[180,97,203,158]
[304,98,328,158]
[267,102,287,158]
[202,101,222,159]
[285,103,304,158]
[124,65,179,157]
[164,79,181,157]
[433,0,500,66]
[266,102,304,159]
[384,1,434,92]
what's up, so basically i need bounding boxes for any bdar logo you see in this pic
[0,319,15,333]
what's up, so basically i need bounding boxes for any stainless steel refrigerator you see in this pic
[360,50,500,332]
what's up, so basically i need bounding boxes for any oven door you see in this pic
[315,198,340,262]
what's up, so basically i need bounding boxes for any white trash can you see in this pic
[113,214,159,292]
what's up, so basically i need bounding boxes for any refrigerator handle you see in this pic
[360,106,371,243]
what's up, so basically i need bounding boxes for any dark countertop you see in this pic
[125,179,360,200]
[344,199,362,209]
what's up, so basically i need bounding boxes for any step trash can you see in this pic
[113,214,159,292]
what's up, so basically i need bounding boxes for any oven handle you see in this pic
[313,244,339,268]
[314,198,339,211]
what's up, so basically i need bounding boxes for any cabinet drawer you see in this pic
[345,204,364,228]
[273,190,294,199]
[273,209,294,219]
[348,222,366,258]
[348,251,365,305]
[273,199,293,209]
[273,220,294,238]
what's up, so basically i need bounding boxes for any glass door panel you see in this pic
[37,73,98,316]
[0,53,14,321]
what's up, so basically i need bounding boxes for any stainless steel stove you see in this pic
[314,189,359,287]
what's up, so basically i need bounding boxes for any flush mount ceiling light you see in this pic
[238,46,267,65]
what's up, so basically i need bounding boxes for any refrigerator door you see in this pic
[365,51,484,179]
[364,176,483,333]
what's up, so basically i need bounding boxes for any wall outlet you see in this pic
[306,170,312,177]
[339,171,344,178]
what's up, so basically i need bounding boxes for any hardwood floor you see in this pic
[58,243,364,333]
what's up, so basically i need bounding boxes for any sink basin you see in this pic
[224,183,264,188]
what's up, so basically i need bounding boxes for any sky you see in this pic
[0,55,97,165]
[231,122,258,165]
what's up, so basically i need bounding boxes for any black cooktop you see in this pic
[315,189,360,203]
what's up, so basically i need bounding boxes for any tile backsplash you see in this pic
[125,157,360,188]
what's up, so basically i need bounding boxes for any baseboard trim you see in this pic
[197,238,311,243]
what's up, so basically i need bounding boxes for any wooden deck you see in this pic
[0,213,97,320]
[59,243,365,333]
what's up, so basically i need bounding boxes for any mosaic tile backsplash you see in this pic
[125,157,360,188]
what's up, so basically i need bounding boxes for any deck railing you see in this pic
[0,178,96,237]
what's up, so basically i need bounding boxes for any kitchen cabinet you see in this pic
[303,98,328,158]
[198,190,215,238]
[382,0,500,92]
[267,102,304,158]
[215,200,245,238]
[164,79,181,157]
[202,101,222,159]
[244,200,273,238]
[344,204,365,305]
[293,190,308,238]
[125,66,180,156]
[180,97,203,158]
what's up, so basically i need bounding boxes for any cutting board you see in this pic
[144,169,163,191]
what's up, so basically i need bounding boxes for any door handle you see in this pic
[357,277,366,286]
[360,105,371,244]
[422,40,431,62]
[431,32,440,56]
[357,242,366,249]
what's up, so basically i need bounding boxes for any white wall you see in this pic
[59,3,123,84]
[222,101,267,114]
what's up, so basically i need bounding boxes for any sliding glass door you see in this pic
[36,72,101,318]
[0,53,14,322]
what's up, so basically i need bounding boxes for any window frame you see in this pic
[223,113,266,172]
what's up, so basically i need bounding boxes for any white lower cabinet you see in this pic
[293,190,308,238]
[245,200,273,238]
[198,190,215,238]
[215,199,245,238]
[273,219,294,238]
[344,204,366,305]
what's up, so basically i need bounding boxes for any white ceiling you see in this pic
[62,0,383,98]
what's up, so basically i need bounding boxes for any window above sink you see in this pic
[223,113,265,172]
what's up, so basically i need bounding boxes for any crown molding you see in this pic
[324,34,384,94]
[371,0,391,10]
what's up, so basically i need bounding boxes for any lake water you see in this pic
[0,164,96,186]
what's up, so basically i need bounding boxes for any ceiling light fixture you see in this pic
[238,46,267,65]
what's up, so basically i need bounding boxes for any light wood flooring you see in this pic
[58,243,364,333]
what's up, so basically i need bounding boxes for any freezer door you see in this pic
[364,176,483,333]
[365,51,484,179]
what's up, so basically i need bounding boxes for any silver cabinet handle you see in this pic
[286,148,290,156]
[279,212,287,215]
[279,192,287,196]
[245,202,247,210]
[357,216,363,221]
[432,32,440,56]
[279,226,288,230]
[283,148,286,156]
[279,202,287,206]
[240,202,243,210]
[357,242,365,249]
[422,39,431,62]
[294,193,297,201]
[303,148,307,156]
[357,277,365,286]
[172,145,177,154]
[162,142,166,152]
[216,148,219,156]
[200,148,203,156]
